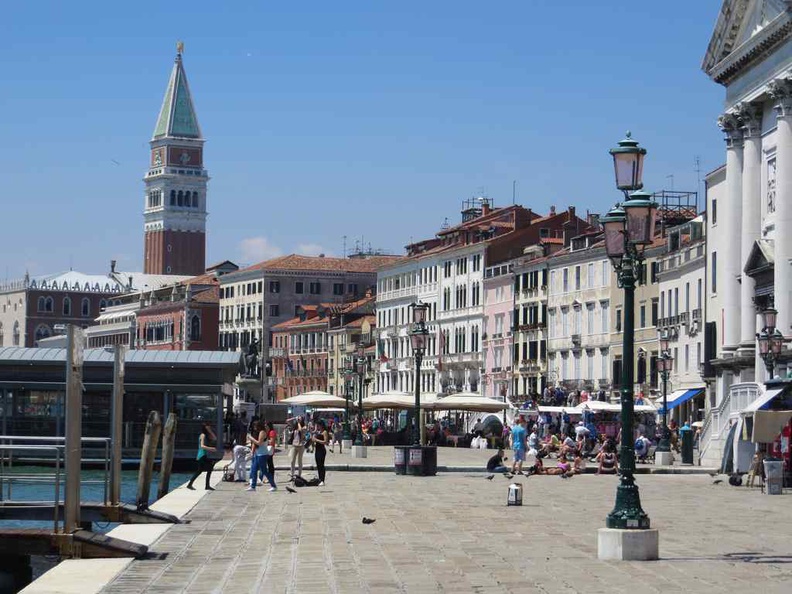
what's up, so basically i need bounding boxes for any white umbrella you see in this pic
[280,391,356,408]
[363,391,438,410]
[433,393,508,413]
[574,401,657,415]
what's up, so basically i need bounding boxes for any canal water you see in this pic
[0,466,192,529]
[1,467,193,588]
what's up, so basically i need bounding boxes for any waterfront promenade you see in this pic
[24,448,792,593]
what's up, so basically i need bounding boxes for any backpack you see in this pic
[293,475,309,487]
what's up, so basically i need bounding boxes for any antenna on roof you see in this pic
[342,235,347,258]
[512,180,516,205]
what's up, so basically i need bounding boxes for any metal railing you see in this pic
[0,435,112,531]
[0,444,62,533]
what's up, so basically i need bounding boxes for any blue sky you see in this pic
[0,1,725,279]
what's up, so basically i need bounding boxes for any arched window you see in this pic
[81,298,90,317]
[99,299,107,311]
[12,321,20,346]
[192,192,199,207]
[63,297,72,316]
[38,296,46,312]
[177,191,183,207]
[34,324,52,345]
[44,296,54,312]
[170,190,176,205]
[190,315,201,341]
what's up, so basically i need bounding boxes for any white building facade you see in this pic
[656,217,707,424]
[700,0,792,468]
[546,234,612,392]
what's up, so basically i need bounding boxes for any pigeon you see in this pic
[362,517,376,525]
[485,474,494,481]
[712,479,723,485]
[286,486,297,494]
[560,473,570,479]
[708,472,719,478]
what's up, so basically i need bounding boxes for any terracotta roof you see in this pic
[541,238,564,245]
[192,286,219,304]
[342,314,375,329]
[236,254,403,275]
[184,272,219,286]
[271,311,330,331]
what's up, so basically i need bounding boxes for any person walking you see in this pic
[510,416,527,475]
[330,418,343,453]
[247,422,277,492]
[187,423,217,491]
[313,419,329,486]
[265,420,277,480]
[287,418,305,479]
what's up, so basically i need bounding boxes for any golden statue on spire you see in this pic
[176,40,184,55]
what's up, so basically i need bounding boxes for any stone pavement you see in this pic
[102,464,792,593]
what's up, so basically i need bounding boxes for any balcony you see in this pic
[571,334,581,345]
[692,308,702,322]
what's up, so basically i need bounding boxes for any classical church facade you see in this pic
[143,45,208,276]
[701,0,792,468]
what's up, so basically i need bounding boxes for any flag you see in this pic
[436,328,444,371]
[377,338,389,363]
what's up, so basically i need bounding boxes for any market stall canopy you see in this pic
[575,401,657,414]
[363,391,438,410]
[280,391,355,408]
[752,410,792,443]
[536,406,583,415]
[742,387,786,415]
[434,393,508,413]
[656,387,704,414]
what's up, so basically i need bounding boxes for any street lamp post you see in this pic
[342,359,352,442]
[354,345,367,447]
[757,308,784,379]
[655,330,674,453]
[409,302,429,446]
[600,132,657,532]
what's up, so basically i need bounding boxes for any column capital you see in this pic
[768,78,792,117]
[718,112,744,147]
[735,101,763,138]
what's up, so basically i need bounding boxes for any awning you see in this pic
[752,410,792,443]
[657,388,704,414]
[742,387,786,414]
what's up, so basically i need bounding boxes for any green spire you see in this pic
[153,49,201,140]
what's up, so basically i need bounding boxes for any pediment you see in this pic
[744,238,775,276]
[702,0,791,77]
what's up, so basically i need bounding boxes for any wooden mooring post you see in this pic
[136,411,161,511]
[64,326,85,533]
[110,345,126,507]
[157,413,177,500]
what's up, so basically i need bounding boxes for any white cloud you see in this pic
[296,243,333,257]
[238,236,283,263]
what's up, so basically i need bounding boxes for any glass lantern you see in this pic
[623,190,658,247]
[609,132,647,192]
[601,205,626,267]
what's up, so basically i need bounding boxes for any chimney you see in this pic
[110,260,117,273]
[550,205,556,216]
[567,206,575,221]
[481,199,491,217]
[128,276,133,290]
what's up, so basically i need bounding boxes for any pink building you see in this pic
[481,262,514,402]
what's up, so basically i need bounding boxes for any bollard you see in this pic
[157,413,178,500]
[136,411,162,511]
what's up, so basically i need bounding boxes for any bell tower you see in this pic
[143,42,208,276]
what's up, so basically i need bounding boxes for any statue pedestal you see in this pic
[351,445,367,459]
[597,528,659,561]
[342,439,353,451]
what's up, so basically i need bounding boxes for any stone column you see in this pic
[717,113,744,353]
[769,79,792,336]
[735,102,763,353]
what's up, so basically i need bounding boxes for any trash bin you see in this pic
[393,446,408,475]
[681,429,694,465]
[764,459,783,495]
[507,483,523,506]
[406,446,438,476]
